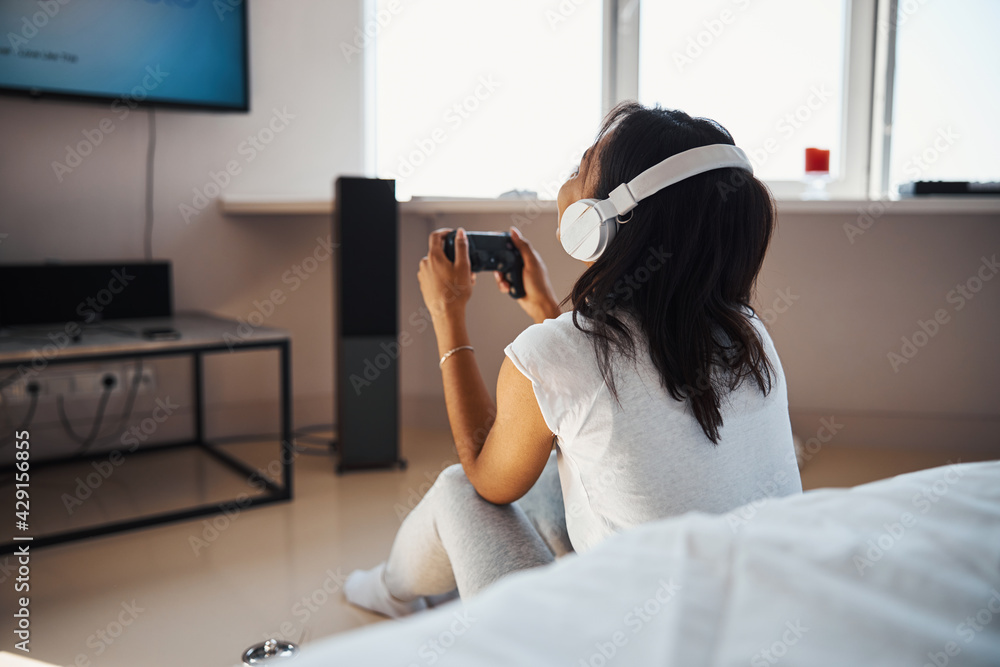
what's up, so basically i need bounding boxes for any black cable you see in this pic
[295,433,336,444]
[292,443,337,456]
[86,359,144,448]
[292,423,338,451]
[57,379,115,453]
[0,382,40,449]
[144,107,156,261]
[295,423,337,433]
[16,391,38,436]
[295,436,338,453]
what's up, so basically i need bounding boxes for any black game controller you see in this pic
[443,231,526,299]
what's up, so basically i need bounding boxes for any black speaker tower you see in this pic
[333,177,406,473]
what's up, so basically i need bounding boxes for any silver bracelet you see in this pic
[439,345,475,368]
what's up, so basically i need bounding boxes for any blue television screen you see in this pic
[0,0,248,111]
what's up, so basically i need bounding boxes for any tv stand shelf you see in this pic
[0,311,292,553]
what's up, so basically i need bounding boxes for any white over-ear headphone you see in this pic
[559,144,754,262]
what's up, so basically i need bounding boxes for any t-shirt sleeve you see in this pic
[504,313,598,437]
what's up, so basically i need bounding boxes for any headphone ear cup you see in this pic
[560,199,610,262]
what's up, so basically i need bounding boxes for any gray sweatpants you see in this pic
[384,451,574,600]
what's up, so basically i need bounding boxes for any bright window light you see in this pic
[374,0,603,200]
[637,0,847,182]
[888,0,1000,190]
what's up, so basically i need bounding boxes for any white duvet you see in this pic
[298,461,1000,666]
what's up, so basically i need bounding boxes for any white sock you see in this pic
[344,563,428,618]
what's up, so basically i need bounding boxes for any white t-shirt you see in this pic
[504,310,802,553]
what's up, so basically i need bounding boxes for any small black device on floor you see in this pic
[443,231,526,299]
[899,181,1000,196]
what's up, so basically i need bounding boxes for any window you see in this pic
[370,0,997,201]
[636,0,847,183]
[887,0,1000,191]
[373,0,603,200]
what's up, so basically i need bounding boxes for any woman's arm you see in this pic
[434,320,553,504]
[418,228,557,504]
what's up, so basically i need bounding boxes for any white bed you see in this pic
[297,460,1000,666]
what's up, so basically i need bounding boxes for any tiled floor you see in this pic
[0,427,996,667]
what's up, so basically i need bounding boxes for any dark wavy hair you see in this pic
[568,102,776,444]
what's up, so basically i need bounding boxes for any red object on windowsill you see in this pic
[805,147,831,174]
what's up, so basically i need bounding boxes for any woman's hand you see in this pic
[419,228,475,327]
[495,226,561,324]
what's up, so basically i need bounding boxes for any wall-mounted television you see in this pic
[0,0,249,112]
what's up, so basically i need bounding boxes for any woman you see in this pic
[345,102,802,617]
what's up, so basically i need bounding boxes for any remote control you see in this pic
[443,231,526,299]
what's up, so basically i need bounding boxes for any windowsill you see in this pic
[218,193,1000,217]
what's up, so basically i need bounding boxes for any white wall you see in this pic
[1,0,998,454]
[0,1,365,446]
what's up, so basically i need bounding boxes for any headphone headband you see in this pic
[560,144,754,261]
